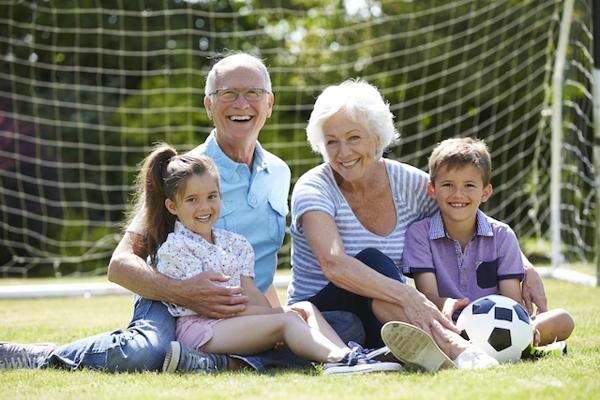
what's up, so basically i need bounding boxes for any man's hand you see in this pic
[173,271,248,318]
[522,266,548,315]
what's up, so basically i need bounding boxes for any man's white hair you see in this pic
[204,53,272,95]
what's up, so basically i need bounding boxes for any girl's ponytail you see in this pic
[139,144,177,264]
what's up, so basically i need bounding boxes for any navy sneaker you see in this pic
[162,341,228,373]
[0,342,56,369]
[323,342,402,375]
[362,345,401,363]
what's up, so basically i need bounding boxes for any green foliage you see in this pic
[0,0,596,275]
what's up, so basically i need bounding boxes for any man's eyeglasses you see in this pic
[208,87,269,102]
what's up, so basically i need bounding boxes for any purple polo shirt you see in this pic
[402,210,524,302]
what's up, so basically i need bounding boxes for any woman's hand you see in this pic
[402,288,461,336]
[441,297,469,321]
[283,305,310,322]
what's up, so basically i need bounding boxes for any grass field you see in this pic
[1,279,599,400]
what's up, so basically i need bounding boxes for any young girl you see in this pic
[136,144,401,375]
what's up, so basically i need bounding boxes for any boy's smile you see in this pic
[428,164,493,231]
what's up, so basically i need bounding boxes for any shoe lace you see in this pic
[184,350,228,372]
[345,342,376,366]
[364,346,391,360]
[186,351,213,371]
[0,354,35,369]
[0,343,53,369]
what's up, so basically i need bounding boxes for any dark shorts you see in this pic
[308,248,405,348]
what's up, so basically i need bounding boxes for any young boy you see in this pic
[402,137,574,356]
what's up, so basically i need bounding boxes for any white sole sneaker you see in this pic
[162,341,181,373]
[381,321,456,373]
[323,361,403,376]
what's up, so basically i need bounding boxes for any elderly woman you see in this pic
[287,80,547,371]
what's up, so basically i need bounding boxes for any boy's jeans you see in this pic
[41,295,364,372]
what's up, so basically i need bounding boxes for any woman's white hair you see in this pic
[204,52,272,95]
[306,79,399,160]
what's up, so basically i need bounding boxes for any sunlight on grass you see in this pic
[0,280,599,400]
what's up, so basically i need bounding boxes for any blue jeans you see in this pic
[42,295,175,371]
[308,248,405,348]
[40,296,364,372]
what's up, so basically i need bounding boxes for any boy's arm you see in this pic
[498,279,524,306]
[495,223,544,312]
[414,272,468,320]
[414,272,445,310]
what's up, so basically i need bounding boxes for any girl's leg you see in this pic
[200,313,348,363]
[533,308,574,345]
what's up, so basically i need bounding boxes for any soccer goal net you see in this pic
[0,0,597,284]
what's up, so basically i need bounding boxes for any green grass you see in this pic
[1,279,599,400]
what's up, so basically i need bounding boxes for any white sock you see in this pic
[453,348,499,369]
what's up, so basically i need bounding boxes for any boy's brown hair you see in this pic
[428,137,491,185]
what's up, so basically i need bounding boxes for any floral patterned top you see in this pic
[156,220,255,317]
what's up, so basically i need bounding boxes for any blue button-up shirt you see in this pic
[190,131,291,292]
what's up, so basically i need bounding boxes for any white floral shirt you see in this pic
[156,220,255,317]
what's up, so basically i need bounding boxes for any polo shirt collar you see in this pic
[203,130,270,181]
[429,209,494,240]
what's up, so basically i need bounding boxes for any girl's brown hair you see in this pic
[129,144,219,265]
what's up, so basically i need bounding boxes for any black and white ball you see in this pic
[456,295,533,363]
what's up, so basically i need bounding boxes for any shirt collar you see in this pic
[203,130,270,181]
[429,209,494,240]
[174,220,204,241]
[174,220,218,246]
[174,220,187,234]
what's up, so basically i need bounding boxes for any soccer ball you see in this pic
[456,295,533,363]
